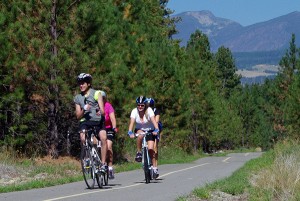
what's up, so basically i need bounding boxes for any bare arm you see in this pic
[109,111,117,129]
[128,117,135,132]
[128,117,136,138]
[97,95,105,115]
[151,116,159,132]
[75,104,84,120]
[155,114,160,123]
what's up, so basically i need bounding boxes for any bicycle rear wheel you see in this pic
[96,172,104,189]
[143,147,151,184]
[104,166,109,186]
[81,146,95,189]
[96,147,109,186]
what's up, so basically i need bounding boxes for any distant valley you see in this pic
[172,11,300,84]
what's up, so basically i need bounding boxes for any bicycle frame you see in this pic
[81,128,108,189]
[136,131,153,184]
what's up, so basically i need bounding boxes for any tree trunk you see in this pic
[191,109,199,152]
[48,0,59,158]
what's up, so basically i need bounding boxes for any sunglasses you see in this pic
[137,104,145,107]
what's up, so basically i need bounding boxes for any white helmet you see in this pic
[100,90,106,97]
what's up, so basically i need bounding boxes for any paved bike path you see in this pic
[0,152,263,201]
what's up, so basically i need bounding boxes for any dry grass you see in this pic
[251,148,300,200]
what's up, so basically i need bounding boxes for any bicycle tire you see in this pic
[93,146,108,186]
[143,147,151,184]
[94,161,102,189]
[96,172,104,189]
[104,167,109,186]
[81,146,95,189]
[94,147,108,188]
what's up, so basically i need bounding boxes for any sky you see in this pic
[167,0,300,26]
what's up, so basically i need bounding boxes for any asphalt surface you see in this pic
[0,152,263,201]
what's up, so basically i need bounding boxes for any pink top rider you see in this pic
[104,102,114,129]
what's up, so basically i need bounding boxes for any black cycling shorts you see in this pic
[106,128,116,141]
[79,119,105,136]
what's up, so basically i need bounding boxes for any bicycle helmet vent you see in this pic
[77,73,92,83]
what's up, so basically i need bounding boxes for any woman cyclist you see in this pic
[101,91,118,179]
[146,97,162,178]
[128,96,160,178]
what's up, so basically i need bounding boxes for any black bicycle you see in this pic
[135,131,154,184]
[80,127,108,189]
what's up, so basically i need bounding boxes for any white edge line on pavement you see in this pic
[159,163,210,178]
[222,157,231,162]
[43,183,141,201]
[44,163,211,201]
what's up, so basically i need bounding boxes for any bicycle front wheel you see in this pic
[81,146,95,189]
[143,147,151,184]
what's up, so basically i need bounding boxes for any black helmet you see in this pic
[77,73,92,83]
[146,97,155,107]
[136,96,146,104]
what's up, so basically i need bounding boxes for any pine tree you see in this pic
[184,30,219,152]
[0,1,95,157]
[271,34,299,140]
[214,46,241,98]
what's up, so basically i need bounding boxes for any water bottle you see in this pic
[85,158,90,167]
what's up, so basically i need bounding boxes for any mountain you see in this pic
[173,11,300,52]
[172,11,300,84]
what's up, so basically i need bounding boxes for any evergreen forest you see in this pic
[1,0,300,160]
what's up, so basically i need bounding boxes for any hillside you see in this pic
[172,11,300,84]
[173,11,300,52]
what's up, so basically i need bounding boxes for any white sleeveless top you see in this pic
[130,107,155,131]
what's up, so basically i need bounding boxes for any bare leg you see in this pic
[136,134,143,152]
[99,130,107,164]
[147,140,155,166]
[80,132,85,145]
[153,139,159,167]
[107,140,113,167]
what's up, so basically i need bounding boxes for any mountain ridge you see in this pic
[172,11,300,84]
[173,11,300,52]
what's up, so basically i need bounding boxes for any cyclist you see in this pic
[128,96,160,178]
[146,97,162,178]
[74,73,107,170]
[101,90,118,179]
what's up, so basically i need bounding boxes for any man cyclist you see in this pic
[74,73,107,170]
[128,96,160,178]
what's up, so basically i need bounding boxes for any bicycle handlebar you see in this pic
[134,131,153,137]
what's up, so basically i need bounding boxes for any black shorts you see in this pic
[134,129,156,141]
[106,128,116,141]
[79,119,105,136]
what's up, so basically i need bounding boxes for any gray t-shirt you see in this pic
[74,88,102,122]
